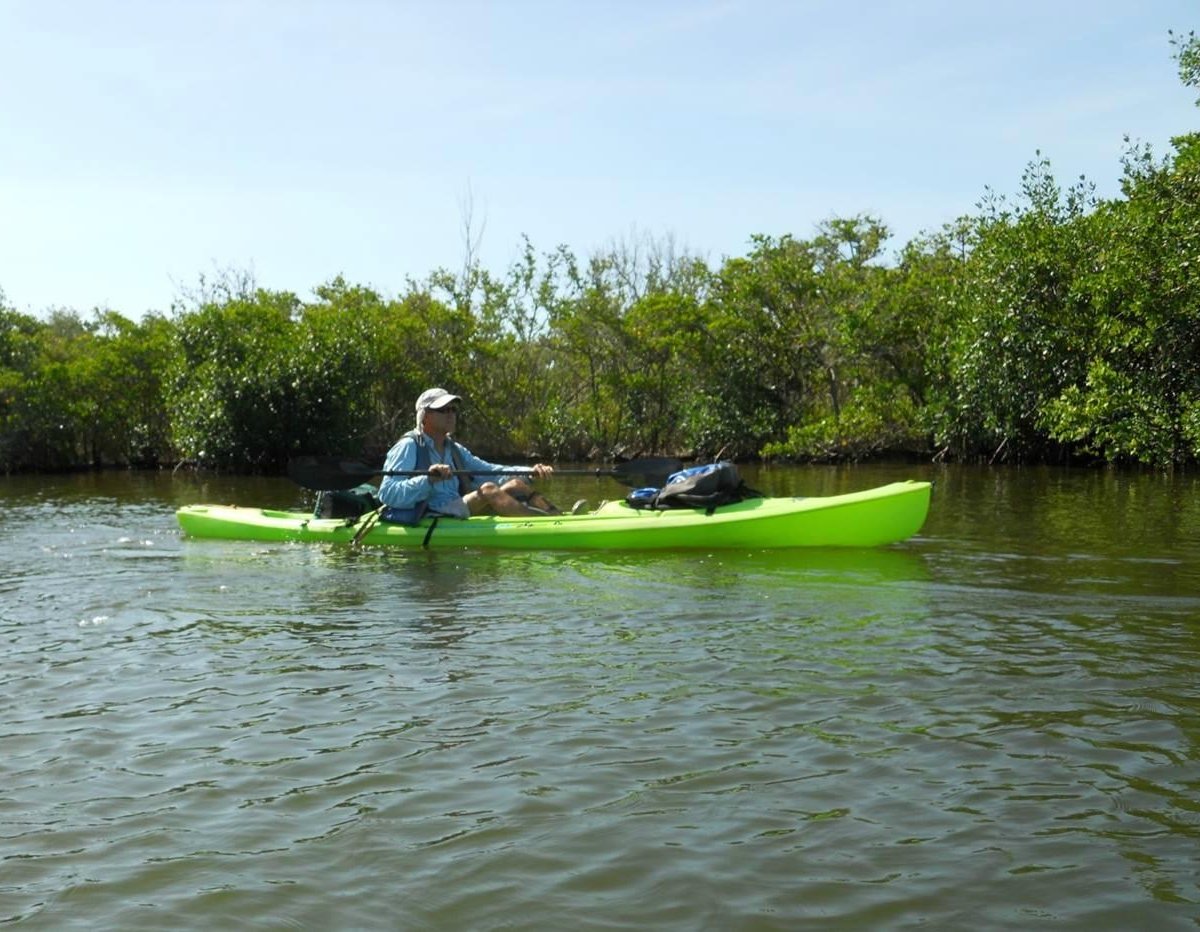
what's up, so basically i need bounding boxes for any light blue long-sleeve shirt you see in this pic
[377,431,523,519]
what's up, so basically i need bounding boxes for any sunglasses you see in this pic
[436,406,460,414]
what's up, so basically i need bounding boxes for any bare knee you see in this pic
[501,478,532,497]
[472,481,505,513]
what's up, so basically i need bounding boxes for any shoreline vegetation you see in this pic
[3,37,1198,476]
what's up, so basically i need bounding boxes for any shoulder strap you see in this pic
[447,440,472,496]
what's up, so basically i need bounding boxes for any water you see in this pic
[1,465,1198,929]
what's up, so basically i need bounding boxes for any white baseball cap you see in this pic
[416,387,462,412]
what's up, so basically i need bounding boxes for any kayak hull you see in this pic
[176,480,931,550]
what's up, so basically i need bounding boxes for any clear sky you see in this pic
[2,0,1197,318]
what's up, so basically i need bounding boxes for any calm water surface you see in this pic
[1,465,1198,930]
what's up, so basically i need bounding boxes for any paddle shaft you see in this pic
[375,468,627,478]
[286,454,683,491]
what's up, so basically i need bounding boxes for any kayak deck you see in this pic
[176,480,931,550]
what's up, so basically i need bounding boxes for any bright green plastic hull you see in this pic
[176,480,931,551]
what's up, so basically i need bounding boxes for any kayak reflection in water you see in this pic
[377,387,562,523]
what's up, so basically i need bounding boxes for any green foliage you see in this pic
[1038,134,1200,465]
[170,288,300,469]
[0,306,174,471]
[543,239,716,458]
[763,383,924,461]
[168,279,438,470]
[0,304,49,470]
[452,238,565,455]
[1171,29,1200,104]
[715,217,935,462]
[937,158,1099,462]
[3,32,1199,473]
[307,276,469,454]
[77,311,175,466]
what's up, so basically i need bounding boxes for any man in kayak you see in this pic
[377,387,559,522]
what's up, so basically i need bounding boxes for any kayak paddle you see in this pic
[287,455,683,491]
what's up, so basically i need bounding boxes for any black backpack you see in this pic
[626,462,761,512]
[314,483,381,519]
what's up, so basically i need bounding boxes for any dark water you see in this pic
[1,465,1198,930]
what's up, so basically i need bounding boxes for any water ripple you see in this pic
[2,473,1200,928]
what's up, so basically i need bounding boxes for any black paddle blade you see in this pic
[610,456,682,488]
[287,456,380,491]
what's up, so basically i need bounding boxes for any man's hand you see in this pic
[529,463,554,479]
[429,463,453,480]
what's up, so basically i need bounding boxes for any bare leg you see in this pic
[524,489,561,514]
[464,480,556,517]
[501,478,561,514]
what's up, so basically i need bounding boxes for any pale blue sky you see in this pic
[2,0,1196,317]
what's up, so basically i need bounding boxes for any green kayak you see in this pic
[176,480,931,550]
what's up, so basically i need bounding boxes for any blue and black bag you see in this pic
[626,462,761,513]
